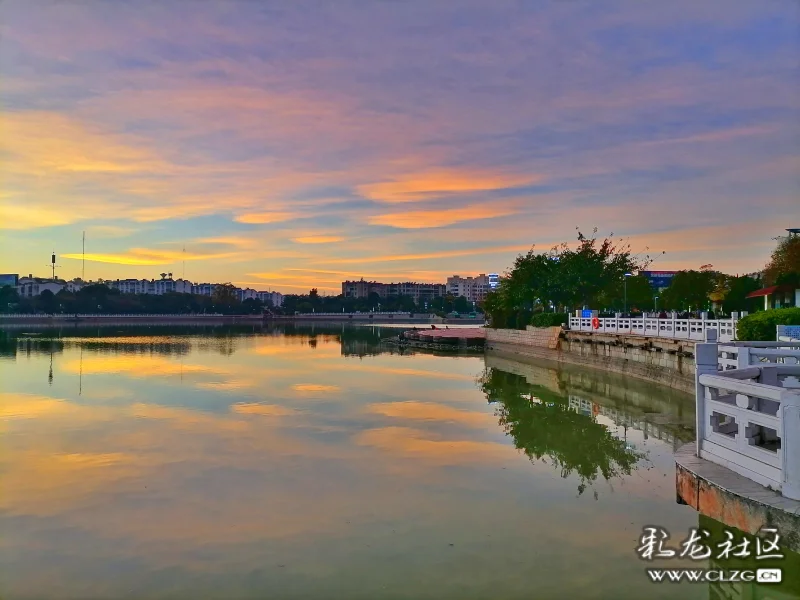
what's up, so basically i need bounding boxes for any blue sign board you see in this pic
[0,273,18,287]
[581,309,593,318]
[781,325,800,340]
[640,270,678,290]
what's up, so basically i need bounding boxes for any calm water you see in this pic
[0,324,797,599]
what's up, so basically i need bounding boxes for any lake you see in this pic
[0,324,797,599]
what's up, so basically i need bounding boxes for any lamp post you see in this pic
[654,296,659,313]
[623,273,632,314]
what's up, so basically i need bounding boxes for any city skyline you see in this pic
[1,1,798,294]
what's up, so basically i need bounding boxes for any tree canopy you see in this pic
[659,270,717,311]
[763,234,800,287]
[484,229,658,327]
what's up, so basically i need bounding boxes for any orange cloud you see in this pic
[317,244,531,264]
[230,403,296,416]
[233,211,300,224]
[0,202,76,230]
[291,384,340,393]
[61,248,242,266]
[369,204,520,229]
[358,170,538,203]
[1,111,165,175]
[195,380,256,391]
[292,235,345,244]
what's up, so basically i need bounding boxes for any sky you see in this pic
[0,1,798,293]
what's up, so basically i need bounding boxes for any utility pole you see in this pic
[624,273,632,314]
[47,252,59,280]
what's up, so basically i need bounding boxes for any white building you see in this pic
[16,276,65,297]
[238,288,258,301]
[192,283,217,296]
[446,274,491,303]
[109,274,195,296]
[257,291,284,307]
[65,278,88,293]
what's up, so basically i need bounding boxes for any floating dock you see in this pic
[395,327,486,351]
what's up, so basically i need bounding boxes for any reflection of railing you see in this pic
[568,317,737,343]
[568,395,676,445]
[696,340,800,500]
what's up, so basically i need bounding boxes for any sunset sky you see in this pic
[1,1,798,293]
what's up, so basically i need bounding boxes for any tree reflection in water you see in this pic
[479,367,645,496]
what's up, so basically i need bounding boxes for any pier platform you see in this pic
[675,443,800,553]
[394,327,486,351]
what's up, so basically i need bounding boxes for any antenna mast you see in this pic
[182,245,186,280]
[48,251,60,280]
[82,231,86,280]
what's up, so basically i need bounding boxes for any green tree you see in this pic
[453,295,471,313]
[660,270,716,311]
[485,229,658,325]
[0,285,20,313]
[598,274,654,312]
[763,234,800,286]
[721,275,761,314]
[37,289,58,314]
[211,283,240,313]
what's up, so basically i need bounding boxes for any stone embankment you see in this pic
[485,326,695,394]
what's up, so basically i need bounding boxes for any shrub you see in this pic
[529,313,568,328]
[736,307,800,341]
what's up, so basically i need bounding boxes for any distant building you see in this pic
[257,291,284,307]
[237,288,258,301]
[488,273,500,290]
[0,274,19,288]
[342,279,382,298]
[640,270,679,292]
[746,285,799,311]
[341,279,446,302]
[16,276,65,297]
[191,283,217,296]
[65,278,87,293]
[447,274,491,302]
[109,274,196,296]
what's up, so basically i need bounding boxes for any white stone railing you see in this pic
[696,340,800,500]
[719,342,800,372]
[569,316,738,343]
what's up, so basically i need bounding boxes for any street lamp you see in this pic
[623,273,632,314]
[654,295,659,313]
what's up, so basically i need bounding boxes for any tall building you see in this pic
[341,279,446,302]
[446,274,491,302]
